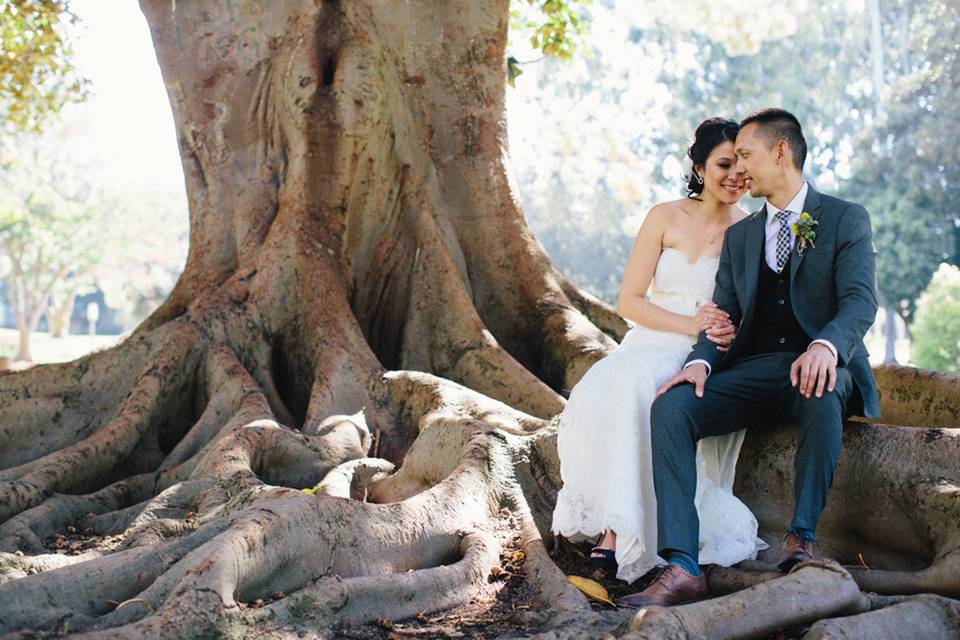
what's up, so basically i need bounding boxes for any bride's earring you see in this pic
[694,171,703,185]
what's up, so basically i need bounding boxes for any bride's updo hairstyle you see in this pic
[685,117,740,198]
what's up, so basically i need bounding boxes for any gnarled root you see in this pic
[626,561,866,640]
[0,519,229,634]
[314,457,395,499]
[246,529,500,630]
[873,364,960,428]
[557,273,630,343]
[0,322,203,523]
[802,593,960,639]
[705,565,784,595]
[735,421,960,598]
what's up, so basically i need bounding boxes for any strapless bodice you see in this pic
[619,247,720,351]
[647,247,720,316]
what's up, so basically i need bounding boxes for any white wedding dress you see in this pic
[552,247,767,584]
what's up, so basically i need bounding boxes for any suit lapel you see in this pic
[743,206,766,317]
[789,186,824,283]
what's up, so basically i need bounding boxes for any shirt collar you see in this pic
[765,181,809,224]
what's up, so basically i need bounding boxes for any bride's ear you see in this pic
[693,165,705,184]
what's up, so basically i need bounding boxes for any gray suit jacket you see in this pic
[684,186,881,418]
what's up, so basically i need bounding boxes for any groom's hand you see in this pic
[706,322,737,352]
[657,363,707,398]
[790,344,838,399]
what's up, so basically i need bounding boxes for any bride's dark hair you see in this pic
[685,117,740,198]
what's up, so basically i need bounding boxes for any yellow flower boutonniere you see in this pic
[792,212,818,256]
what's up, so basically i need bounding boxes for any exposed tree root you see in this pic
[626,561,866,640]
[705,564,784,595]
[245,529,500,630]
[803,593,960,639]
[0,322,202,523]
[0,375,522,636]
[873,364,960,429]
[735,420,960,598]
[557,273,630,343]
[0,549,100,584]
[0,519,228,634]
[315,457,395,499]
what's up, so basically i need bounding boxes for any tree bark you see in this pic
[0,1,956,638]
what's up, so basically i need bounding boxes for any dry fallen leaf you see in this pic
[566,576,616,607]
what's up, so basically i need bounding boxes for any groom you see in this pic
[618,108,880,608]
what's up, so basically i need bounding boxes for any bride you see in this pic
[552,118,767,583]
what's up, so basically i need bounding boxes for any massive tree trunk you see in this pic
[0,2,957,638]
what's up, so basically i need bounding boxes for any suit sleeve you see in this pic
[684,226,743,371]
[814,204,878,365]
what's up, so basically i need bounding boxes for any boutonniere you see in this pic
[791,212,818,256]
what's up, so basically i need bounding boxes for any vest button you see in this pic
[778,279,785,286]
[778,337,786,344]
[778,299,785,305]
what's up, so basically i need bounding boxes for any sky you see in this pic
[65,0,186,200]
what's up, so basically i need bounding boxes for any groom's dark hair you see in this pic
[740,108,807,171]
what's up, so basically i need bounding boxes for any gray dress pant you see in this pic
[650,351,854,561]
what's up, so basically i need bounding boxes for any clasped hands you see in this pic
[691,301,736,352]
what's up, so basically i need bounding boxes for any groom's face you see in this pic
[734,123,777,198]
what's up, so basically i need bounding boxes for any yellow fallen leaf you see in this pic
[567,576,616,606]
[512,551,525,563]
[300,488,315,495]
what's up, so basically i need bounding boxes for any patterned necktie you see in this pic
[775,210,793,272]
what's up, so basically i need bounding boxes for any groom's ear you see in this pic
[775,139,790,166]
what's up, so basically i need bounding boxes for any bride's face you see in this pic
[698,141,746,204]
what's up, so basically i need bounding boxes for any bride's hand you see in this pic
[692,302,729,333]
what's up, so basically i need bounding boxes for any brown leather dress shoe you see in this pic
[615,564,707,608]
[778,532,815,573]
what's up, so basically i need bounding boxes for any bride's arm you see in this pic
[616,205,724,335]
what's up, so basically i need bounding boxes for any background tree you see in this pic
[91,189,188,331]
[0,135,113,359]
[845,0,959,361]
[0,1,957,638]
[0,125,185,358]
[0,0,87,132]
[911,264,960,373]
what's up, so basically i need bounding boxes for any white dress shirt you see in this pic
[765,181,808,272]
[686,181,837,376]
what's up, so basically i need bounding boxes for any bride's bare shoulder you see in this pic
[645,199,690,221]
[653,198,691,211]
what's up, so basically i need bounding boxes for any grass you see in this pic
[0,328,123,366]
